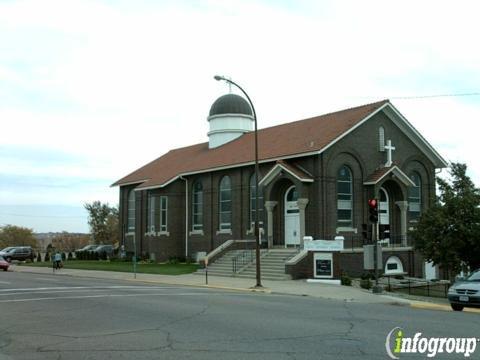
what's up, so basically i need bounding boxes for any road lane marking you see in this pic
[0,292,225,303]
[34,277,62,282]
[0,281,11,284]
[0,285,187,292]
[0,286,196,297]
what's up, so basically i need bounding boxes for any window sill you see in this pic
[189,230,204,236]
[157,231,170,237]
[125,232,135,236]
[144,232,156,237]
[216,229,232,235]
[336,227,357,234]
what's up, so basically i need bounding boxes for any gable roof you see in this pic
[259,160,314,187]
[364,165,416,187]
[112,99,446,190]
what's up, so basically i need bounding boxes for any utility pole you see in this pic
[368,198,382,294]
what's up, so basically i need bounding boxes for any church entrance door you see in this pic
[379,187,390,241]
[284,186,300,246]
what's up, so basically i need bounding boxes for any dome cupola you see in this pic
[207,94,254,149]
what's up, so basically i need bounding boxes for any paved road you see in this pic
[0,272,478,360]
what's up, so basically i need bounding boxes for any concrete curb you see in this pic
[410,300,480,314]
[123,277,273,294]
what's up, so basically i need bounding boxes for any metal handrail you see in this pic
[232,249,254,273]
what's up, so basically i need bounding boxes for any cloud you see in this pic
[0,0,479,228]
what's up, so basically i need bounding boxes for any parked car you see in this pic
[0,246,34,262]
[447,269,480,311]
[93,245,114,257]
[0,255,9,271]
[75,244,98,255]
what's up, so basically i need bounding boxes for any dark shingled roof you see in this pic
[113,100,390,189]
[209,94,253,117]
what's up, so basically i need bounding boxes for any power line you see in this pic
[372,92,480,100]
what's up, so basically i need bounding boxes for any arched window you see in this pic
[219,176,232,230]
[147,192,156,233]
[249,173,264,227]
[127,189,136,232]
[379,126,385,152]
[409,172,421,221]
[192,180,203,231]
[337,166,353,228]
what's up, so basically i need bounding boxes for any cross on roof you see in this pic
[385,139,396,167]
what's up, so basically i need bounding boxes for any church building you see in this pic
[112,94,447,280]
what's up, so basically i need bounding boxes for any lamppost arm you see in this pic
[213,76,257,121]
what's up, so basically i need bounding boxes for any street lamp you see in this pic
[214,75,262,288]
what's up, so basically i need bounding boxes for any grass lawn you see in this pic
[22,260,199,275]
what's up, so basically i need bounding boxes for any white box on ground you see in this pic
[363,245,382,270]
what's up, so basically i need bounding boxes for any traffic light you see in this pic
[361,223,371,242]
[368,198,378,223]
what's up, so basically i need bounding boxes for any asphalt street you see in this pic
[0,272,478,360]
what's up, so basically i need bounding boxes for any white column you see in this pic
[264,201,278,249]
[395,201,408,246]
[297,198,309,248]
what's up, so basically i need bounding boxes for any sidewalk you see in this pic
[12,265,479,313]
[11,264,406,304]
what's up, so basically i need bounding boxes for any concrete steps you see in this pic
[195,248,299,280]
[238,249,299,280]
[194,249,255,278]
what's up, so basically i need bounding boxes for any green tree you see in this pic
[412,163,480,278]
[0,225,38,249]
[106,207,119,245]
[84,201,119,245]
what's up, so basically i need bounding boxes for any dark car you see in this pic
[75,244,98,254]
[93,245,114,257]
[0,256,9,271]
[448,269,480,311]
[0,246,34,262]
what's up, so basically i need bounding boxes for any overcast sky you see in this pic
[1,0,479,233]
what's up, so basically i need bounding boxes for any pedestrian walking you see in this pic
[54,251,62,270]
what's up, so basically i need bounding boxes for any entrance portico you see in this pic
[364,165,415,246]
[260,161,312,248]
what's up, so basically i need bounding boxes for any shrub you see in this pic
[341,273,352,286]
[68,252,73,260]
[36,252,42,262]
[168,256,179,264]
[360,278,372,290]
[61,253,66,261]
[361,272,374,280]
[44,252,50,262]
